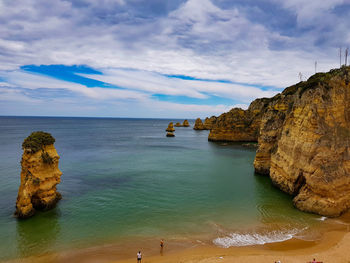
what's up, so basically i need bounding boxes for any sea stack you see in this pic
[193,118,205,130]
[166,122,175,132]
[175,122,182,127]
[15,131,62,219]
[182,119,190,127]
[166,132,175,137]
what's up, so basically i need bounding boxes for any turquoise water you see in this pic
[0,117,319,260]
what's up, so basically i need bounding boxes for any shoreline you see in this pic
[5,214,350,263]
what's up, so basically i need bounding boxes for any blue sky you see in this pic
[0,0,349,118]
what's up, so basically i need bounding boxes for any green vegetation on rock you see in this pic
[22,131,55,153]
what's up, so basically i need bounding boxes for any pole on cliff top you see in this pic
[315,61,317,73]
[345,47,349,66]
[340,47,342,67]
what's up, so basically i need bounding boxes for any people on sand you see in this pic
[137,251,142,262]
[160,239,164,255]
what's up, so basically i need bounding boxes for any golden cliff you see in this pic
[15,131,62,219]
[193,116,217,130]
[205,67,350,217]
[208,98,269,141]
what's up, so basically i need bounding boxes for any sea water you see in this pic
[0,117,320,260]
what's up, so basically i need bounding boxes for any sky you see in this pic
[0,0,350,118]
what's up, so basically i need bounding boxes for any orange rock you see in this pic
[166,122,175,132]
[193,118,205,130]
[182,120,190,127]
[15,132,62,219]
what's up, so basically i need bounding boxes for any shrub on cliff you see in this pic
[22,131,55,153]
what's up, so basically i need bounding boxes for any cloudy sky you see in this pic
[0,0,349,118]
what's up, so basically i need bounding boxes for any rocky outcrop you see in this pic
[15,131,62,219]
[166,132,175,137]
[193,117,216,130]
[166,122,175,132]
[203,116,217,129]
[206,67,350,217]
[208,98,269,142]
[268,68,350,216]
[193,118,205,130]
[174,120,190,127]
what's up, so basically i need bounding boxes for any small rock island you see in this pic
[166,122,175,137]
[174,120,190,127]
[15,131,62,219]
[182,119,190,127]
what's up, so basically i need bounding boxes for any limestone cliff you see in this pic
[203,116,217,130]
[193,117,217,130]
[15,131,62,219]
[193,118,205,130]
[208,98,269,141]
[206,66,350,217]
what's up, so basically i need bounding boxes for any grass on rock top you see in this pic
[22,131,55,153]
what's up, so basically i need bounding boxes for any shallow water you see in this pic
[0,117,320,260]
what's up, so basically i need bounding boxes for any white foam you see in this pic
[316,216,327,221]
[213,229,301,248]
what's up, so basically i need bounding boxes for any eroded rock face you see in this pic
[204,67,350,217]
[208,98,269,142]
[193,118,205,130]
[15,132,62,219]
[203,116,217,130]
[268,69,350,216]
[183,120,190,127]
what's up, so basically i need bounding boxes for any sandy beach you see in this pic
[6,215,350,263]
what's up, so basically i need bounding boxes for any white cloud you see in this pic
[0,0,348,117]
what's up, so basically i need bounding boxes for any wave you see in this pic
[315,216,327,221]
[213,228,304,248]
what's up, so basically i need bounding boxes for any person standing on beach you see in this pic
[137,251,142,263]
[160,239,164,255]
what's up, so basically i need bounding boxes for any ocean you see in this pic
[0,117,321,261]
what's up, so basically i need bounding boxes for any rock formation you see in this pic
[166,132,175,137]
[193,118,205,130]
[183,120,190,127]
[15,131,62,219]
[175,122,182,127]
[166,122,175,132]
[208,98,269,141]
[203,116,217,129]
[205,67,350,217]
[193,117,217,130]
